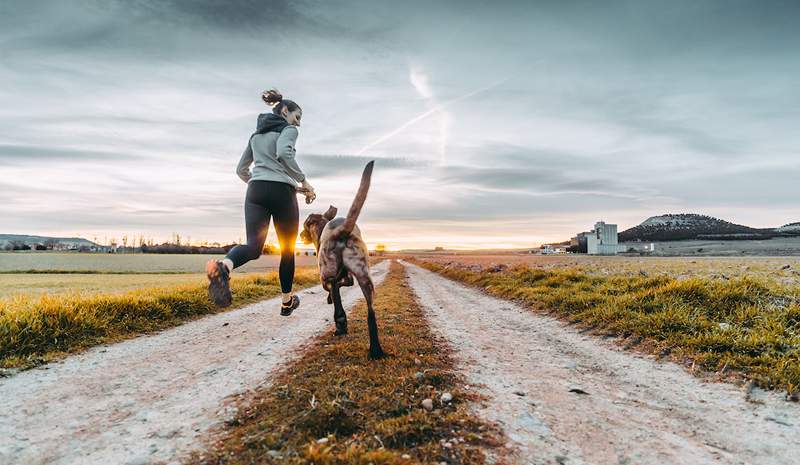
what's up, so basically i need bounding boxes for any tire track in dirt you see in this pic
[402,261,799,465]
[0,261,389,465]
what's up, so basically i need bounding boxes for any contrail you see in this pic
[355,76,511,156]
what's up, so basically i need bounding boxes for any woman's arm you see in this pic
[275,126,307,183]
[236,140,253,183]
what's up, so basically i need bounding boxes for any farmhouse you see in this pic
[571,221,627,255]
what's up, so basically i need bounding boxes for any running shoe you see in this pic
[205,260,232,307]
[280,294,300,316]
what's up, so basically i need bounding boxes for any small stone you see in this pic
[317,437,329,444]
[267,450,281,458]
[441,392,453,403]
[421,398,434,411]
[505,442,514,448]
[514,390,526,397]
[442,441,452,449]
[568,386,589,395]
[718,322,731,331]
[401,454,411,460]
[414,358,422,366]
[415,371,424,381]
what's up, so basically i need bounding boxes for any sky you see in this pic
[1,0,798,250]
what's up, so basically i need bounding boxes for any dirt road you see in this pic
[0,261,389,465]
[403,261,800,465]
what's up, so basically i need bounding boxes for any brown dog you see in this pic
[300,161,384,359]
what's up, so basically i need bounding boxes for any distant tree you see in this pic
[263,243,277,255]
[375,244,387,256]
[43,238,59,250]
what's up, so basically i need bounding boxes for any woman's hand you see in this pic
[299,179,316,204]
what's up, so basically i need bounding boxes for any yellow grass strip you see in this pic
[0,268,318,370]
[187,261,504,465]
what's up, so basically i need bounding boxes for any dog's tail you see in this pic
[334,160,374,237]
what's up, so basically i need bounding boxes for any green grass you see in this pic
[0,268,319,369]
[416,260,800,394]
[187,261,503,465]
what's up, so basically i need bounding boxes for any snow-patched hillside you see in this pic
[619,214,769,242]
[776,222,800,233]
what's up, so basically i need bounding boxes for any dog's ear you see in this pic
[323,205,337,220]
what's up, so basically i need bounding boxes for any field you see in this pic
[406,253,800,393]
[0,252,320,300]
[406,253,800,285]
[5,256,800,464]
[621,237,800,256]
[0,251,319,273]
[0,253,325,369]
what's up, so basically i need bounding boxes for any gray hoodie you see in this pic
[236,119,306,186]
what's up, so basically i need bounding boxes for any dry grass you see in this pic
[186,261,503,465]
[0,268,318,369]
[414,259,800,395]
[0,273,207,299]
[408,253,800,286]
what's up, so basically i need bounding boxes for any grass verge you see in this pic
[413,259,800,395]
[0,268,318,370]
[0,269,198,274]
[187,261,503,465]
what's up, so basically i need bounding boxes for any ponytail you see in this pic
[261,88,301,115]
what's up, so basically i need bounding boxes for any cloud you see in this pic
[300,154,419,178]
[0,0,798,246]
[0,144,145,164]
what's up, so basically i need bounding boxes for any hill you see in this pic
[618,214,795,242]
[0,234,97,249]
[776,222,800,233]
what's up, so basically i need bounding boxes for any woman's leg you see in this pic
[272,185,300,294]
[225,185,271,269]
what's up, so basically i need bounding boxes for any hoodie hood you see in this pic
[254,113,290,135]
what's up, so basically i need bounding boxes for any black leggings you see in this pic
[225,181,299,293]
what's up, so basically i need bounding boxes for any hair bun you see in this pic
[261,88,283,107]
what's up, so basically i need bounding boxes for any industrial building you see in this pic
[570,221,627,255]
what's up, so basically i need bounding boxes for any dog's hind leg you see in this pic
[356,274,384,359]
[331,282,348,335]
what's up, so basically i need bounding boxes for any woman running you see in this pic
[206,88,315,315]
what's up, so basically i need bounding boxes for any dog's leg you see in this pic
[356,274,384,359]
[332,282,347,335]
